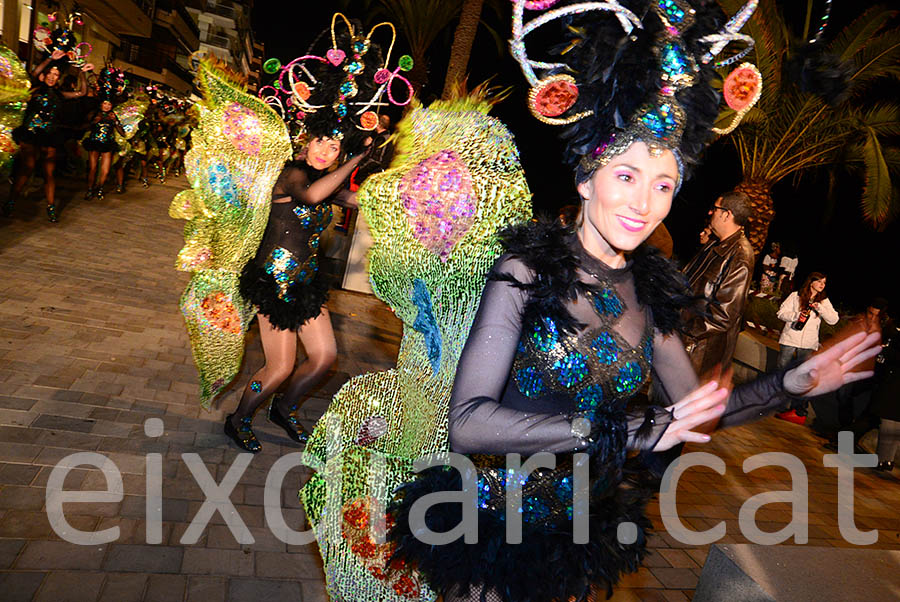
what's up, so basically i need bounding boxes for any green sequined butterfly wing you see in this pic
[170,59,292,408]
[0,43,30,174]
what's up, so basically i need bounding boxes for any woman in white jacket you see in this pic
[777,272,840,368]
[774,273,839,423]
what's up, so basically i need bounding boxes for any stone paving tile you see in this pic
[31,571,105,602]
[96,572,147,602]
[15,541,107,570]
[0,571,47,602]
[102,544,183,573]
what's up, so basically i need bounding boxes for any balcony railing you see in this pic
[154,0,202,40]
[201,31,231,50]
[204,1,237,20]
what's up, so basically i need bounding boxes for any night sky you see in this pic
[251,0,899,314]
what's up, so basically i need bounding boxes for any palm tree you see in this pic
[442,0,486,98]
[375,0,464,92]
[713,0,900,252]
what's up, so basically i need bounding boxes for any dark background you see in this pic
[252,0,899,314]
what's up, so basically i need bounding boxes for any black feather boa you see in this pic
[496,218,692,336]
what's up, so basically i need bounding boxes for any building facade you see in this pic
[0,0,199,95]
[184,0,260,90]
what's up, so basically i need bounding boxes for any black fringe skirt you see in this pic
[239,261,329,331]
[387,454,656,602]
[12,126,65,149]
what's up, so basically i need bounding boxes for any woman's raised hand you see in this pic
[50,49,66,61]
[652,381,728,452]
[783,331,881,398]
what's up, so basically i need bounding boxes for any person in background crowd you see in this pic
[759,241,781,295]
[681,192,756,377]
[775,272,839,424]
[4,50,91,222]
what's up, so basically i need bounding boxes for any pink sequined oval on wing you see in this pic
[398,150,477,262]
[222,102,262,156]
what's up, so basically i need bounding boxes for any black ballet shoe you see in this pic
[141,178,149,188]
[224,414,261,453]
[115,184,125,194]
[875,461,894,472]
[268,395,310,444]
[84,188,94,200]
[1,199,13,217]
[95,188,105,200]
[46,204,58,223]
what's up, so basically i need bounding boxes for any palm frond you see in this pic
[854,104,900,137]
[378,0,463,57]
[859,130,895,226]
[846,32,900,93]
[828,6,898,63]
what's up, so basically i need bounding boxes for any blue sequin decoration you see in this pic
[556,476,574,520]
[340,81,355,96]
[553,352,589,388]
[661,42,691,79]
[347,61,364,74]
[530,317,560,353]
[658,0,686,23]
[642,334,654,364]
[207,162,239,207]
[516,366,544,397]
[574,384,604,413]
[411,278,442,376]
[615,362,644,395]
[591,288,624,318]
[590,332,620,365]
[250,380,262,393]
[523,495,551,523]
[640,103,679,141]
[335,103,348,117]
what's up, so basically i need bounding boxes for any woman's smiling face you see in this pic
[576,141,678,255]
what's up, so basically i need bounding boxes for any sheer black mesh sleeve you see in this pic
[448,257,589,455]
[652,329,793,433]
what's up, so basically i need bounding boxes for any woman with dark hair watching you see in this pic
[775,272,839,423]
[776,272,839,368]
[4,49,91,222]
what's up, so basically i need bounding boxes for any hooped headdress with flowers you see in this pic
[96,66,127,103]
[259,13,414,154]
[511,0,762,184]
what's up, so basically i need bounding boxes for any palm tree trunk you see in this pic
[441,0,485,99]
[735,179,774,255]
[407,50,429,95]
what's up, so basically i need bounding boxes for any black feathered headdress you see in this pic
[259,13,413,155]
[511,0,761,184]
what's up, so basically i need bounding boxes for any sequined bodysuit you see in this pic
[239,163,334,330]
[13,84,64,147]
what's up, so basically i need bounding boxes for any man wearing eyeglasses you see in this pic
[681,192,756,377]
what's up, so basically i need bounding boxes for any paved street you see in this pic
[0,174,898,602]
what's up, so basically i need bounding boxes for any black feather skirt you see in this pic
[387,452,656,602]
[12,125,65,149]
[238,261,329,331]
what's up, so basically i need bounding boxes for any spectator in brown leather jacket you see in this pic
[681,191,756,376]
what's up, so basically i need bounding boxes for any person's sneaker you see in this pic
[141,178,149,188]
[875,461,894,472]
[84,188,94,200]
[46,204,58,223]
[775,409,806,425]
[115,184,125,194]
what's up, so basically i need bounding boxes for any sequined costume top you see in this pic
[450,226,790,459]
[21,84,62,136]
[87,111,119,145]
[246,163,333,296]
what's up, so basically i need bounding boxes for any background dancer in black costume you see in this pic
[5,48,91,222]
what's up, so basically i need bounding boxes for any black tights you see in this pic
[229,308,337,426]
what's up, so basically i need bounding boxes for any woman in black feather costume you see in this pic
[386,1,882,600]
